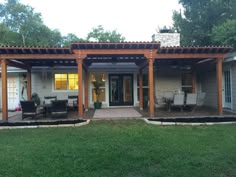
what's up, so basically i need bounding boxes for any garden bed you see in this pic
[146,117,236,125]
[0,119,89,129]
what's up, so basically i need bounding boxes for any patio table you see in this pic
[42,103,52,116]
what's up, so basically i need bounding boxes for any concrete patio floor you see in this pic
[1,106,236,122]
[93,108,142,119]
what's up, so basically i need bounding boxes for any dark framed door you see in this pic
[109,74,133,106]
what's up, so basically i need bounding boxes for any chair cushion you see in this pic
[44,98,55,104]
[68,98,77,105]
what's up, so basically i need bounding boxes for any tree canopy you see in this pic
[172,0,236,48]
[87,25,125,42]
[0,0,126,46]
[0,0,85,46]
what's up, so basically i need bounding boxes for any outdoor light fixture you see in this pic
[102,74,106,82]
[91,74,96,82]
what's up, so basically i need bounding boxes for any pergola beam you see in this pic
[0,54,76,60]
[7,60,30,70]
[1,59,8,121]
[139,69,143,110]
[77,59,84,118]
[137,60,148,70]
[27,69,32,100]
[155,53,225,59]
[74,49,151,57]
[148,58,155,117]
[216,57,223,114]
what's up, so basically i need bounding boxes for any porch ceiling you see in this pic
[17,59,77,67]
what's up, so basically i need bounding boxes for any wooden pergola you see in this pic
[0,42,232,121]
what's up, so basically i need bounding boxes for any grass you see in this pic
[0,120,236,177]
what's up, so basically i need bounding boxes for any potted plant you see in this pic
[31,93,41,106]
[92,76,105,109]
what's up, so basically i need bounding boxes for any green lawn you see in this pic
[0,120,236,177]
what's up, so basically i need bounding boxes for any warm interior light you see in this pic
[91,74,96,82]
[102,74,106,82]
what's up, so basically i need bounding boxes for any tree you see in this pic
[0,0,64,46]
[62,33,85,47]
[211,19,236,48]
[86,25,125,42]
[172,0,236,46]
[0,0,43,45]
[0,23,21,45]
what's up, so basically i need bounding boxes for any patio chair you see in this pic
[185,93,197,112]
[43,96,57,105]
[170,93,185,112]
[20,101,45,120]
[162,91,174,101]
[51,100,68,118]
[68,95,78,110]
[197,92,206,106]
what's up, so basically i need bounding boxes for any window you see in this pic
[137,74,149,100]
[91,73,106,102]
[54,73,78,90]
[181,72,192,93]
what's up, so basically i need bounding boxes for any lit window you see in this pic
[54,73,78,90]
[68,74,78,90]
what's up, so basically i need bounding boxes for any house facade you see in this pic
[0,42,232,121]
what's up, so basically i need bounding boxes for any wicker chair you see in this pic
[20,101,45,119]
[51,100,68,118]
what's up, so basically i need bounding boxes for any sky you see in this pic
[1,0,182,41]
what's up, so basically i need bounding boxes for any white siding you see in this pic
[31,70,81,105]
[199,70,217,108]
[155,69,182,100]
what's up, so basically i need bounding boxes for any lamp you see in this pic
[102,74,106,82]
[91,74,96,82]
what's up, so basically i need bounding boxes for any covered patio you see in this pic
[3,105,235,122]
[0,42,233,121]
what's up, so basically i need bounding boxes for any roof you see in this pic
[159,46,232,54]
[0,43,232,55]
[0,43,233,68]
[70,42,161,50]
[0,46,72,55]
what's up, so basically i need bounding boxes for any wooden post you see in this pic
[1,59,8,121]
[148,58,155,117]
[84,69,89,111]
[77,59,83,117]
[139,69,143,110]
[27,69,32,100]
[216,57,223,115]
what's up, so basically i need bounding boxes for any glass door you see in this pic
[109,74,133,106]
[223,70,232,109]
[8,77,19,110]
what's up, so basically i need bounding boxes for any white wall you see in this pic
[155,69,182,100]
